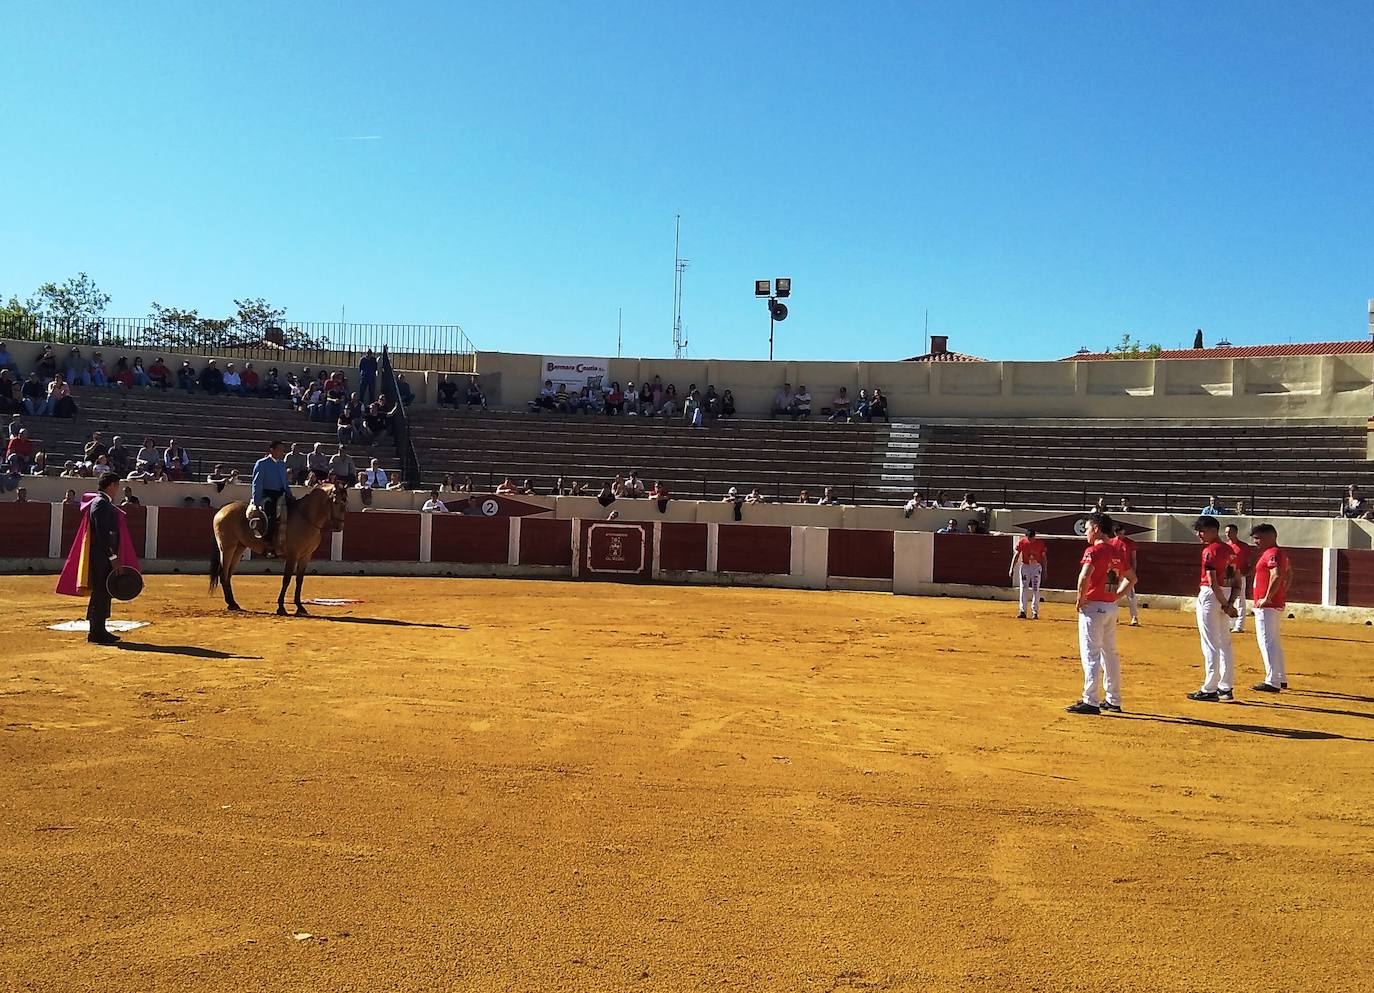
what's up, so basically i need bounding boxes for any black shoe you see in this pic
[1187,690,1219,702]
[1281,682,1288,689]
[1066,700,1100,715]
[1218,688,1234,702]
[1016,611,1026,619]
[87,631,120,645]
[1101,701,1122,713]
[1251,682,1280,693]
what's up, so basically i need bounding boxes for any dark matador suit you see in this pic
[86,492,120,633]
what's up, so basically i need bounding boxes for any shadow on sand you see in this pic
[302,614,468,631]
[117,642,262,661]
[1119,712,1369,742]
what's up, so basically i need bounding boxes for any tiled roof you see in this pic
[1062,341,1373,361]
[902,350,988,363]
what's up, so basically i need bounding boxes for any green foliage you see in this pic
[1111,332,1164,360]
[27,272,110,324]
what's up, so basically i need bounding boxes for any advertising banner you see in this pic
[541,356,609,392]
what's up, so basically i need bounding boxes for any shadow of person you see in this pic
[1119,712,1366,742]
[1237,700,1374,722]
[302,615,467,630]
[1291,689,1374,705]
[116,642,262,660]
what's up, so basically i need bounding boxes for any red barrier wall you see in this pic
[717,524,790,575]
[931,533,1012,585]
[828,528,894,580]
[1284,547,1324,605]
[659,523,708,572]
[431,515,509,564]
[156,507,218,560]
[1336,549,1374,608]
[342,512,421,561]
[0,503,52,557]
[519,518,572,567]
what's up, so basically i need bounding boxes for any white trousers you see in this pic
[1196,587,1235,693]
[1231,577,1248,631]
[1256,608,1286,687]
[1018,563,1042,615]
[1124,587,1139,622]
[1078,601,1121,706]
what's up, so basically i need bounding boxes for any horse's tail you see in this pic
[209,535,221,594]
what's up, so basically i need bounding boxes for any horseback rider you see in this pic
[249,439,295,556]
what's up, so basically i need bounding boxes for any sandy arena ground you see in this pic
[2,574,1372,992]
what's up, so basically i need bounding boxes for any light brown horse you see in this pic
[210,484,348,615]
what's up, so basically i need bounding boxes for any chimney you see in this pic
[930,334,949,356]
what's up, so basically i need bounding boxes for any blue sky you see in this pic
[3,1,1371,360]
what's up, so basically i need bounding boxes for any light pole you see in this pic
[755,277,791,360]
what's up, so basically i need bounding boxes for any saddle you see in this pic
[247,500,289,555]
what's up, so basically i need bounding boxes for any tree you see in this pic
[233,297,288,338]
[27,272,110,326]
[1112,332,1163,360]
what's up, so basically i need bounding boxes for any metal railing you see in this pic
[0,315,476,372]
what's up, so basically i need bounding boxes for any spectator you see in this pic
[1339,484,1366,519]
[177,360,197,391]
[442,472,458,492]
[329,445,357,486]
[516,478,537,495]
[421,489,449,512]
[48,377,78,418]
[437,375,458,408]
[261,366,281,398]
[817,486,839,506]
[798,488,812,504]
[363,400,390,441]
[720,389,736,418]
[6,428,34,471]
[355,470,371,491]
[610,474,626,498]
[1234,499,1247,515]
[869,388,889,422]
[303,470,322,487]
[903,490,925,518]
[12,486,28,502]
[0,341,12,373]
[959,492,983,511]
[88,352,109,387]
[164,439,192,481]
[604,381,624,415]
[109,357,134,390]
[532,379,557,412]
[624,472,645,498]
[1200,495,1223,516]
[147,357,172,389]
[182,496,196,507]
[851,389,870,422]
[637,381,655,416]
[63,488,79,506]
[199,496,213,509]
[936,518,959,534]
[307,443,331,480]
[120,486,140,507]
[701,385,720,419]
[0,460,19,493]
[554,382,571,413]
[198,359,225,394]
[458,476,475,493]
[1119,496,1135,512]
[83,431,108,464]
[34,346,58,382]
[21,373,48,415]
[722,486,740,503]
[649,480,670,513]
[0,371,19,415]
[964,519,986,534]
[396,374,415,406]
[596,482,616,508]
[358,348,379,404]
[336,402,355,444]
[288,374,306,411]
[793,385,812,420]
[285,443,309,485]
[386,473,406,491]
[241,363,261,395]
[135,437,160,473]
[1092,496,1109,513]
[464,376,487,410]
[745,487,766,505]
[208,463,232,488]
[495,476,518,495]
[650,375,665,413]
[361,458,388,488]
[305,382,326,420]
[660,384,679,417]
[829,387,851,422]
[64,347,90,386]
[30,452,48,475]
[771,382,796,419]
[683,390,700,425]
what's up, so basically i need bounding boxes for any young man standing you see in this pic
[1067,513,1136,715]
[1223,522,1252,634]
[1187,516,1238,703]
[1249,523,1293,693]
[1110,522,1141,626]
[1008,527,1048,620]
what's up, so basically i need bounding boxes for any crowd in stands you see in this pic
[771,384,889,422]
[528,376,737,425]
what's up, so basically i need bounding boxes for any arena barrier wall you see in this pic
[3,503,1371,621]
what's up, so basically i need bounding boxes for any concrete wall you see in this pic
[466,350,1374,420]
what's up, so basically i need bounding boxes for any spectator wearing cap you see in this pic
[198,359,224,394]
[817,486,839,506]
[464,376,487,410]
[241,362,260,395]
[221,363,244,396]
[177,360,197,391]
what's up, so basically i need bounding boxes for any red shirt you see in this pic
[241,368,260,388]
[1252,546,1290,608]
[1109,534,1137,567]
[1016,537,1047,565]
[1080,541,1124,602]
[1200,541,1233,587]
[1225,539,1251,577]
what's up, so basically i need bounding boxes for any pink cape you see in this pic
[55,494,143,597]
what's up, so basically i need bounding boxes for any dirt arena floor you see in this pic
[2,574,1372,992]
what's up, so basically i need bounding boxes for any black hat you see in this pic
[107,569,144,601]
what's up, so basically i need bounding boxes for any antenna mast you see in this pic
[672,214,690,358]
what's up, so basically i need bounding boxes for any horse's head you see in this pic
[322,483,349,532]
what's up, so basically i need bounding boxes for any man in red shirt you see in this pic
[1223,523,1252,634]
[1110,522,1140,626]
[1067,513,1137,715]
[1248,523,1293,692]
[1008,527,1048,620]
[1188,516,1239,703]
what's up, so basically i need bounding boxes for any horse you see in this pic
[209,483,348,615]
